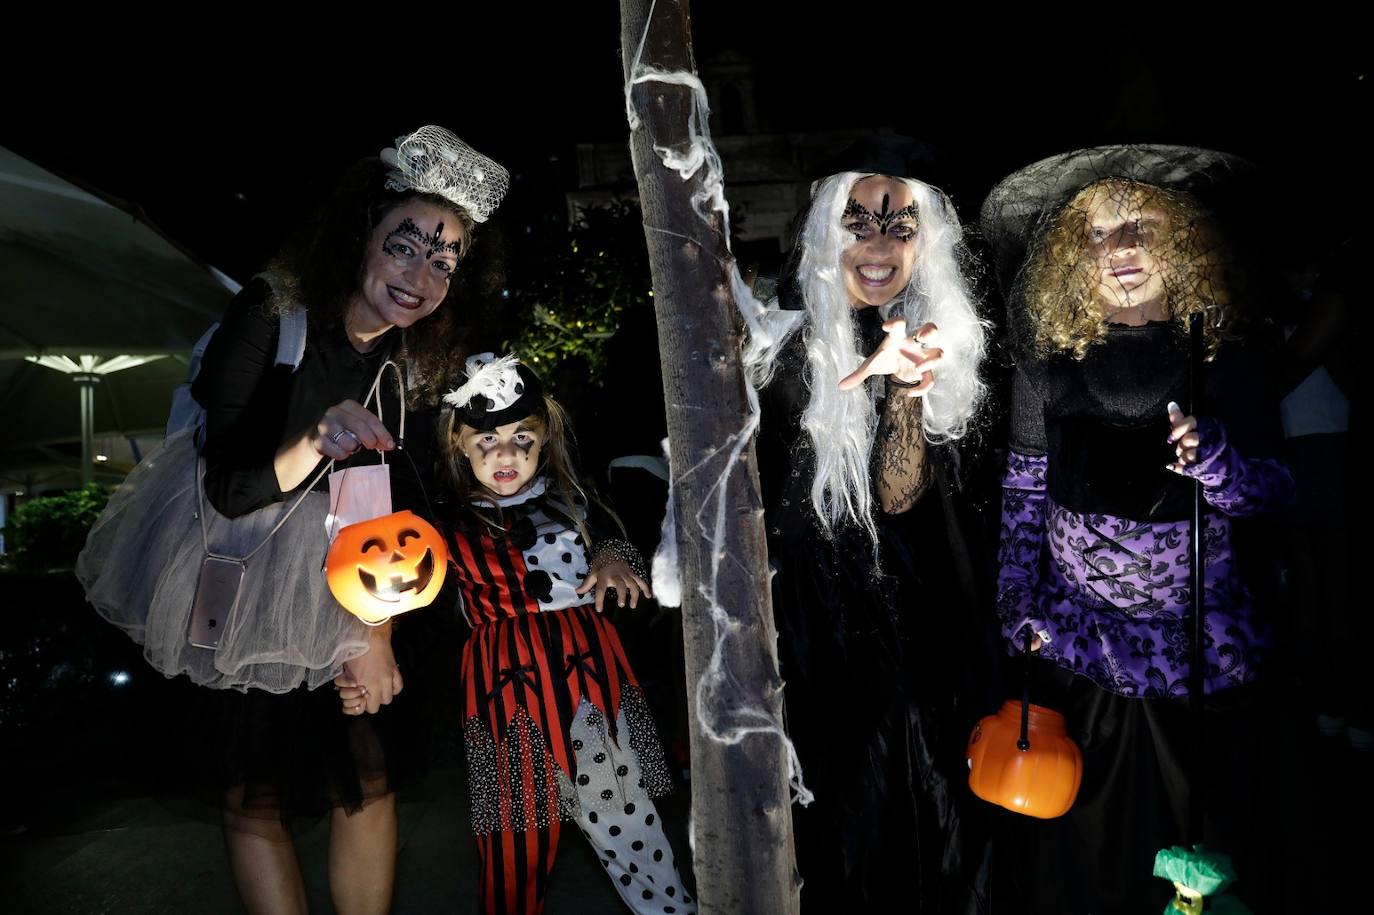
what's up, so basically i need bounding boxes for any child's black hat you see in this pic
[442,352,544,431]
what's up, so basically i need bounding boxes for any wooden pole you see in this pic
[619,2,799,912]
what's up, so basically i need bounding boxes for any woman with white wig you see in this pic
[750,145,993,912]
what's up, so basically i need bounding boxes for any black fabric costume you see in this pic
[1010,322,1283,522]
[756,307,994,913]
[194,278,433,520]
[998,322,1288,914]
[183,278,437,818]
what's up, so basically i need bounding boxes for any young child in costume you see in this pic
[342,353,694,915]
[982,149,1294,913]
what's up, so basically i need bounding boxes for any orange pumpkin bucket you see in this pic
[967,699,1083,818]
[967,627,1083,818]
[326,510,448,624]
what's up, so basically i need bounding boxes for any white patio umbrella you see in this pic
[0,145,238,487]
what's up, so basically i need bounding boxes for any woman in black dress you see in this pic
[748,163,992,912]
[80,126,506,914]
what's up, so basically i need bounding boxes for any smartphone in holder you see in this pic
[190,556,245,649]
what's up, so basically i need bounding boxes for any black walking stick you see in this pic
[1148,314,1253,915]
[1187,311,1206,845]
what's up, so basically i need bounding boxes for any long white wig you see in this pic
[751,172,987,538]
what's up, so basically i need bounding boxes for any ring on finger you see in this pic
[330,428,362,451]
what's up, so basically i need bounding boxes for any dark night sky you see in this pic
[2,10,1365,281]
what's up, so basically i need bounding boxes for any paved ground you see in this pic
[4,687,1369,913]
[2,766,696,914]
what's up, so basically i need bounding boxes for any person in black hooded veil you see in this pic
[746,142,995,912]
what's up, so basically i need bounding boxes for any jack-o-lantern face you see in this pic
[326,510,448,624]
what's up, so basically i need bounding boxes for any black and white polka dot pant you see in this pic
[569,701,695,914]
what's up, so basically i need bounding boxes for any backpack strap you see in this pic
[253,269,308,372]
[167,274,310,445]
[275,306,307,370]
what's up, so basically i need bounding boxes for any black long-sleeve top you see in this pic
[1009,321,1285,521]
[192,278,431,519]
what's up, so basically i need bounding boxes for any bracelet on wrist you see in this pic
[591,538,648,579]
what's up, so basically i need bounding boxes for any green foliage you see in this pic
[3,483,110,570]
[506,200,652,383]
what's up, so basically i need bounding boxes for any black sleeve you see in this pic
[1008,356,1048,455]
[191,279,292,517]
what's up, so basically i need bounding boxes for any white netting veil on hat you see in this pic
[381,126,510,223]
[979,145,1249,295]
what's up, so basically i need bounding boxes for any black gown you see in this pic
[183,279,445,819]
[756,307,995,913]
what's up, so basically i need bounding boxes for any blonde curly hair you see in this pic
[1022,178,1239,360]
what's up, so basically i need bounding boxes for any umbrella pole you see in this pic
[75,373,99,487]
[1187,313,1206,845]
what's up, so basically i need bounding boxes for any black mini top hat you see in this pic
[442,352,544,431]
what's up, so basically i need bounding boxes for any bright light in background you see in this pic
[110,671,130,686]
[25,354,165,375]
[94,454,108,463]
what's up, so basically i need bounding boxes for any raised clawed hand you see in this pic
[838,318,943,397]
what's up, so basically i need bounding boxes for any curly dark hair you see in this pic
[268,157,479,405]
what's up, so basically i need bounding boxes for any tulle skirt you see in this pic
[77,428,369,693]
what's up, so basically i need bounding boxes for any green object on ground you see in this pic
[1154,845,1253,914]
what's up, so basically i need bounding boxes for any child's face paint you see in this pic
[459,419,543,497]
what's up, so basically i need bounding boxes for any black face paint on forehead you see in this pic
[390,216,462,259]
[844,195,920,238]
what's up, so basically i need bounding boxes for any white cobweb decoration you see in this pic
[627,0,813,808]
[382,125,510,223]
[649,438,683,608]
